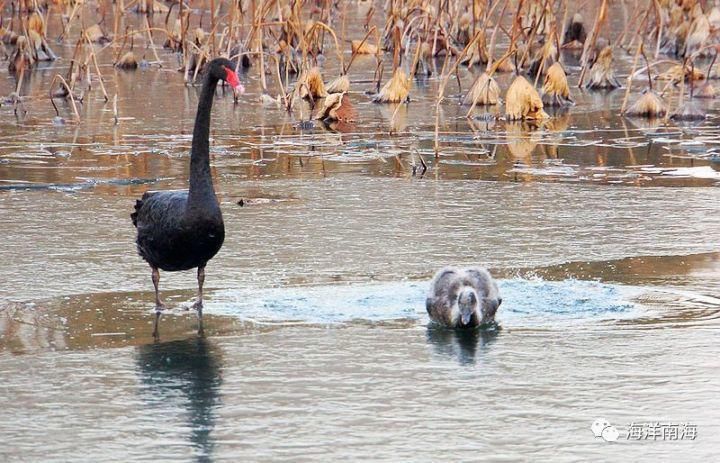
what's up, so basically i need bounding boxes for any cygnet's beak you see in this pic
[461,311,472,325]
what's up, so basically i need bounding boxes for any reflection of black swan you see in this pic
[131,58,244,336]
[426,266,502,328]
[136,337,222,461]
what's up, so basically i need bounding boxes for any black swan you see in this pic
[131,57,244,337]
[426,266,502,328]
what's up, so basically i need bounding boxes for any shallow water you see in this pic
[1,3,720,461]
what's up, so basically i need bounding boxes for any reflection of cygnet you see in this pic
[591,418,611,438]
[601,425,619,442]
[426,267,502,328]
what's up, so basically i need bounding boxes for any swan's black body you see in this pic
[131,58,242,337]
[133,190,224,272]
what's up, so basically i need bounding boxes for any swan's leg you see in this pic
[151,266,166,339]
[151,267,166,309]
[193,266,205,335]
[192,266,205,311]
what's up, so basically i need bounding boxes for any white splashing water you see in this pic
[209,278,643,327]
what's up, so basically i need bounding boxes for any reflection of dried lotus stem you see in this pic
[463,72,500,107]
[326,74,350,94]
[585,46,621,89]
[315,92,357,122]
[373,69,411,103]
[113,94,119,125]
[505,76,549,121]
[626,90,667,118]
[115,51,139,69]
[297,67,328,99]
[351,40,378,54]
[542,63,574,106]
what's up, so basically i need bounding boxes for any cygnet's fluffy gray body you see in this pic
[426,266,502,328]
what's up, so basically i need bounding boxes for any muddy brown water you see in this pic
[1,4,720,462]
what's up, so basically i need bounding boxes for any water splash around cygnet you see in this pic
[209,277,642,327]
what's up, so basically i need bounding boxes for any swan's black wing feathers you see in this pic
[133,190,192,270]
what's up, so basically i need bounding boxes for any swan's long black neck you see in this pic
[188,72,220,207]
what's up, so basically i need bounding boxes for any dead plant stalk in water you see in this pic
[621,42,645,115]
[578,0,608,88]
[49,74,80,122]
[83,31,109,101]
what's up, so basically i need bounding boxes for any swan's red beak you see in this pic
[224,67,245,94]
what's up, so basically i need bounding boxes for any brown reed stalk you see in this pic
[434,52,452,156]
[345,25,377,74]
[49,74,80,121]
[144,15,162,66]
[518,0,550,68]
[485,0,510,72]
[83,31,109,101]
[621,42,644,114]
[578,0,608,87]
[210,0,216,55]
[59,1,82,42]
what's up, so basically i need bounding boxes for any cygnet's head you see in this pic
[457,287,479,326]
